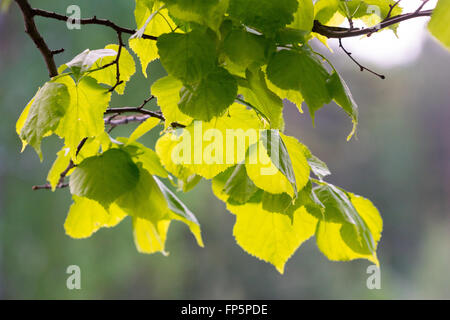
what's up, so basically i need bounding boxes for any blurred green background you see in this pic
[1,0,449,299]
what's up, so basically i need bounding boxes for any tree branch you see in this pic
[15,0,58,77]
[312,9,433,39]
[338,38,385,79]
[31,7,158,41]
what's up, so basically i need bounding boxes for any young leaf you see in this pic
[69,149,140,208]
[60,49,116,80]
[54,76,111,156]
[18,81,70,159]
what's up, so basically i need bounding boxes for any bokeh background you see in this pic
[0,0,449,299]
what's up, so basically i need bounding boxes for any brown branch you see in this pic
[31,8,158,41]
[312,9,433,39]
[385,0,402,20]
[338,38,385,79]
[32,183,68,190]
[15,0,58,77]
[108,32,124,93]
[32,137,87,191]
[105,115,150,126]
[104,107,164,121]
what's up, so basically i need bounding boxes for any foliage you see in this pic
[13,0,449,273]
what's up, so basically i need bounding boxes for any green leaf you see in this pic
[164,0,229,31]
[223,29,270,70]
[151,75,193,128]
[134,0,155,28]
[55,76,111,156]
[115,166,168,221]
[116,166,203,251]
[260,130,297,194]
[327,71,358,140]
[222,164,258,204]
[239,68,284,130]
[228,201,318,273]
[266,73,304,114]
[313,183,378,262]
[280,133,311,193]
[132,217,171,255]
[154,176,204,247]
[306,154,331,180]
[18,81,70,159]
[288,0,314,32]
[118,138,169,178]
[89,44,136,95]
[261,192,293,215]
[64,196,126,239]
[179,67,237,121]
[47,138,102,190]
[228,0,298,33]
[156,103,262,179]
[267,49,331,120]
[157,29,217,83]
[130,7,176,77]
[314,0,339,24]
[70,149,140,208]
[428,0,450,50]
[245,130,297,197]
[315,192,382,265]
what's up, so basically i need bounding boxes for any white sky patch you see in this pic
[329,0,437,68]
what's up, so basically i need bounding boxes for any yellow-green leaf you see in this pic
[229,202,318,273]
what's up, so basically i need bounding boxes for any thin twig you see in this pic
[31,137,87,191]
[338,38,386,79]
[108,32,124,93]
[386,0,402,20]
